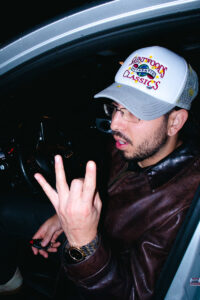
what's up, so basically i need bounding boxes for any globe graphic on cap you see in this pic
[135,64,154,79]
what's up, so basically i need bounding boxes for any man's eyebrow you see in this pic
[112,102,126,109]
[111,102,122,108]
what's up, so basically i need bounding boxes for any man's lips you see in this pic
[112,131,132,145]
[113,136,129,149]
[112,131,132,150]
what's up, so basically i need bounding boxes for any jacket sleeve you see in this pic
[62,210,188,300]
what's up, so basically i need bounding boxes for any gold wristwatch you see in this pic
[65,235,99,263]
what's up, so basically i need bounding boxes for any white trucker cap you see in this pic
[94,46,198,120]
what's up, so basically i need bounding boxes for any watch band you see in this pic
[65,235,99,264]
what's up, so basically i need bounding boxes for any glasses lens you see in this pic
[104,104,114,117]
[104,103,140,123]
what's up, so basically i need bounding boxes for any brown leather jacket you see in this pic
[63,141,200,300]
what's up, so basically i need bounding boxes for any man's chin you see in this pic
[118,148,146,163]
[118,149,136,162]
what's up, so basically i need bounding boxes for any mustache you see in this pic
[112,130,133,145]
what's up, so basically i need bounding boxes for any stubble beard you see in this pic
[116,120,168,163]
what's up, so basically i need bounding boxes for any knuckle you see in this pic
[65,203,90,218]
[81,206,91,218]
[66,205,74,217]
[71,178,83,188]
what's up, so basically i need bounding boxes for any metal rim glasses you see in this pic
[103,103,140,123]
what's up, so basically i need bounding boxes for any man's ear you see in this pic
[167,109,188,136]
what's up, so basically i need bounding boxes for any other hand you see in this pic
[32,213,63,258]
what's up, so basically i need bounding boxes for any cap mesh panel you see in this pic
[177,65,199,109]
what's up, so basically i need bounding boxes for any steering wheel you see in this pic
[15,117,84,194]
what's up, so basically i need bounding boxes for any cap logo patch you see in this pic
[123,56,168,90]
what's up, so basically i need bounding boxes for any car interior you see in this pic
[1,8,200,299]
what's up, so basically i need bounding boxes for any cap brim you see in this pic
[94,83,175,120]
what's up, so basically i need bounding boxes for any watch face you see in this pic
[69,248,84,262]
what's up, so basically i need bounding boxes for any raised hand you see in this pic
[34,155,102,247]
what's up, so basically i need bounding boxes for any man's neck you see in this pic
[138,136,182,168]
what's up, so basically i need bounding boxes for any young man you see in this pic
[1,46,200,299]
[33,46,200,299]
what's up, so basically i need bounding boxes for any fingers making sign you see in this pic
[34,155,102,248]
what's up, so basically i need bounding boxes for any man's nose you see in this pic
[110,111,126,131]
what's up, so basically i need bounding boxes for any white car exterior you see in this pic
[1,0,200,76]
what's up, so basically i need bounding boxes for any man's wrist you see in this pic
[64,235,99,264]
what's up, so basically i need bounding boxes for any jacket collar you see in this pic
[128,141,200,190]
